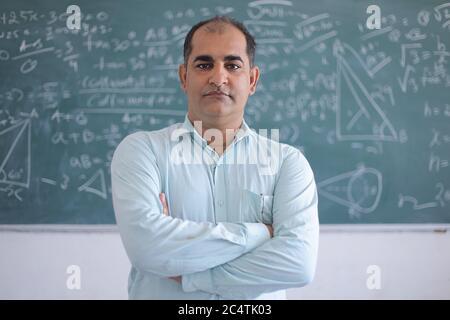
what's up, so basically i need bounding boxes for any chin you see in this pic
[202,104,233,116]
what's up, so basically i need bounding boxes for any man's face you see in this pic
[179,23,260,125]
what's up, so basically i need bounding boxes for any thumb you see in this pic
[159,193,168,215]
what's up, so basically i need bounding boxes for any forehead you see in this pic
[190,23,248,61]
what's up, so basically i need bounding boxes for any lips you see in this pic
[204,91,229,97]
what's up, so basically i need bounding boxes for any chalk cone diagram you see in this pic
[318,166,382,216]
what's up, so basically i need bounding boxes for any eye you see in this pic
[196,63,212,70]
[226,64,241,70]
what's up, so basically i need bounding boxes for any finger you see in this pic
[159,193,168,215]
[264,224,273,237]
[159,193,167,214]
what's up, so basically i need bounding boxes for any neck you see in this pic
[187,113,243,155]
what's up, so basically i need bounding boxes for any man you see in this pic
[111,16,319,300]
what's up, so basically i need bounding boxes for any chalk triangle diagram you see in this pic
[78,168,107,199]
[0,119,31,188]
[336,56,398,141]
[317,167,382,215]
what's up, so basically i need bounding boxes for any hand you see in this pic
[265,224,274,238]
[159,192,169,216]
[169,276,182,284]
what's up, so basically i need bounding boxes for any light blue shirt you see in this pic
[111,114,319,299]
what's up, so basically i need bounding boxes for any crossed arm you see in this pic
[112,133,318,299]
[159,151,319,299]
[159,193,274,284]
[112,133,273,279]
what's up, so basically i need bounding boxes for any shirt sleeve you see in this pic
[111,133,271,278]
[181,148,319,299]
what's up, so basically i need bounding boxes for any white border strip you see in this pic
[0,224,448,233]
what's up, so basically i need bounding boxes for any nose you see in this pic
[208,64,228,88]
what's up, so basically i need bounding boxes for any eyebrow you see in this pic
[193,55,244,64]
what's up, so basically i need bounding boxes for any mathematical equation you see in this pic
[0,0,449,224]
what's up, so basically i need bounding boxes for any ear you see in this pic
[178,64,187,92]
[248,66,260,96]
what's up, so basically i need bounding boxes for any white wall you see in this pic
[1,225,449,299]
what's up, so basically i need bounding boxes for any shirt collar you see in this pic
[181,114,252,147]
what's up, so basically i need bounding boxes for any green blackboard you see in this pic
[1,0,449,224]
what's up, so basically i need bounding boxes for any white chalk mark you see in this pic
[79,88,176,94]
[143,40,172,46]
[336,56,398,142]
[434,3,450,24]
[0,119,31,188]
[78,169,107,199]
[369,57,392,75]
[360,26,393,41]
[346,109,366,131]
[78,108,185,116]
[142,31,187,47]
[434,3,450,13]
[11,47,55,60]
[400,43,422,67]
[340,65,371,131]
[172,32,188,42]
[41,178,57,185]
[342,44,372,75]
[297,31,337,53]
[398,194,438,210]
[15,188,23,201]
[248,0,293,7]
[397,65,415,93]
[318,167,382,215]
[63,54,79,61]
[342,43,392,78]
[26,118,30,188]
[244,20,287,26]
[296,13,330,27]
[258,38,294,44]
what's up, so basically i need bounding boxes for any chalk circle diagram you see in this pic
[318,167,382,217]
[335,43,398,142]
[0,119,31,188]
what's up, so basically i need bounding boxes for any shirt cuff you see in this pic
[243,223,271,253]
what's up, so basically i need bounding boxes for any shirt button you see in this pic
[218,200,224,207]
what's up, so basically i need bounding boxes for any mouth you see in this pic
[203,91,231,98]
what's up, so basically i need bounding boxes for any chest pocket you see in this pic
[240,189,274,224]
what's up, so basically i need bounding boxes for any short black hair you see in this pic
[183,16,256,67]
